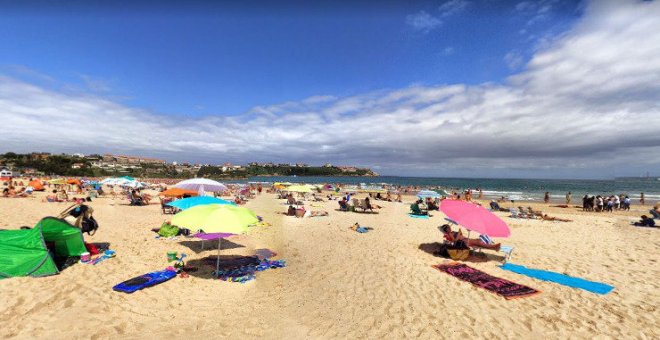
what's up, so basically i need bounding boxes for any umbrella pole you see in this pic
[215,238,222,278]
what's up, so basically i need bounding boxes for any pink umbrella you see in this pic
[440,200,511,237]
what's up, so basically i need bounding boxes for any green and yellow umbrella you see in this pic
[171,204,258,234]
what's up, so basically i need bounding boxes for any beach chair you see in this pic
[352,198,365,212]
[160,198,176,214]
[338,200,349,212]
[509,208,519,218]
[478,234,514,263]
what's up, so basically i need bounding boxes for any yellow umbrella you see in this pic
[171,204,258,234]
[49,178,66,185]
[286,185,312,193]
[274,182,293,189]
[171,204,259,277]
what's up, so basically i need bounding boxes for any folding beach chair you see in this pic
[509,208,519,218]
[478,234,514,263]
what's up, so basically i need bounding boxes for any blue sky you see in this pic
[1,0,659,178]
[1,0,581,116]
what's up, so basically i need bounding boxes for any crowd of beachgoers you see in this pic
[1,175,659,338]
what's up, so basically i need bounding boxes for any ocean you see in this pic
[237,176,660,202]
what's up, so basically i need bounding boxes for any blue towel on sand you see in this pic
[408,214,429,219]
[500,263,614,295]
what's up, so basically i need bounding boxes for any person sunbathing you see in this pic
[15,187,29,197]
[634,215,656,227]
[364,197,381,211]
[541,214,572,222]
[440,225,501,251]
[489,200,509,212]
[305,210,329,217]
[57,189,69,202]
[527,207,544,218]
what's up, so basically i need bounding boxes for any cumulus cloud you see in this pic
[1,0,659,177]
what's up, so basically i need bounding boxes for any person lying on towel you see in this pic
[440,224,501,251]
[633,215,656,227]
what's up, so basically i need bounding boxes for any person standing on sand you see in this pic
[544,192,550,203]
[640,193,645,205]
[566,192,572,205]
[478,188,483,199]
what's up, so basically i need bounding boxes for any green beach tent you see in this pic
[0,217,87,279]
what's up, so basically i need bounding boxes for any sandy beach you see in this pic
[0,189,658,339]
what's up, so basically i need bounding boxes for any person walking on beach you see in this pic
[544,192,550,204]
[640,193,645,205]
[566,192,572,205]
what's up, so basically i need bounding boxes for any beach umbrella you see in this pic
[417,190,442,199]
[175,178,227,196]
[167,196,235,210]
[286,185,312,193]
[100,177,116,184]
[123,180,145,189]
[171,204,258,234]
[440,200,510,237]
[159,188,198,198]
[49,178,66,185]
[175,205,258,278]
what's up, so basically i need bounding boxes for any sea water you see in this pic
[238,176,660,202]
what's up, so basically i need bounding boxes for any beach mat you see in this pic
[409,214,429,219]
[113,269,177,294]
[499,263,614,295]
[432,263,540,300]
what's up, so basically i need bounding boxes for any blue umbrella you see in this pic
[417,190,443,199]
[166,196,235,210]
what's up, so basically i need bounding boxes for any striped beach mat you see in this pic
[433,263,540,300]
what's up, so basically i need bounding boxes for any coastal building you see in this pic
[0,167,13,178]
[29,152,50,160]
[102,153,166,165]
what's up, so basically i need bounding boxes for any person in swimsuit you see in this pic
[440,224,500,251]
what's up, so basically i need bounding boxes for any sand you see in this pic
[0,189,658,339]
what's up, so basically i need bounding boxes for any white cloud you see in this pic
[406,10,442,32]
[438,0,471,17]
[504,50,524,69]
[1,0,659,177]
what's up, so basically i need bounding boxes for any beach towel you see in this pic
[499,263,614,295]
[432,263,540,300]
[214,259,286,283]
[409,214,429,219]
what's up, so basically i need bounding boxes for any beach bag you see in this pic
[158,222,180,237]
[69,204,89,218]
[81,216,99,236]
[447,248,470,261]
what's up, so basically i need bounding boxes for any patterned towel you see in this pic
[433,263,540,300]
[214,259,286,283]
